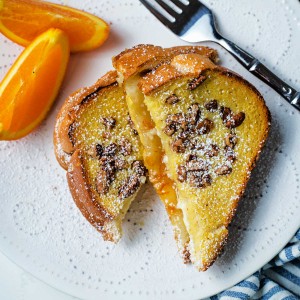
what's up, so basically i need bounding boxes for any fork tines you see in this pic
[140,0,175,26]
[140,0,207,32]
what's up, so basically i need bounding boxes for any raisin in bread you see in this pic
[137,53,270,270]
[112,44,218,262]
[54,71,146,242]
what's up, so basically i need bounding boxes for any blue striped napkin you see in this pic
[210,228,300,300]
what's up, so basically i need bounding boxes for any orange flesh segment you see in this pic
[0,0,109,52]
[0,28,70,140]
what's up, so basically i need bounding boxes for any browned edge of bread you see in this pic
[112,44,218,80]
[67,149,116,241]
[139,53,216,94]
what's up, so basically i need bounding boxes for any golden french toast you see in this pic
[53,44,270,271]
[54,71,146,242]
[137,53,270,270]
[112,44,218,262]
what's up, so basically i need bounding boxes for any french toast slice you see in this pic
[112,44,218,262]
[54,71,146,242]
[138,53,270,270]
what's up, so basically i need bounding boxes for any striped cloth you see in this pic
[210,229,300,300]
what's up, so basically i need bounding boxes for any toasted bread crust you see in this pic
[113,44,166,80]
[139,53,216,94]
[67,149,116,242]
[54,70,118,169]
[112,44,218,80]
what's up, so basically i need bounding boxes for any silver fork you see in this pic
[140,0,300,112]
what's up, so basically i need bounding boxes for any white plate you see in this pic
[0,0,300,299]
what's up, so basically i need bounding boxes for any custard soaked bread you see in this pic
[54,71,146,242]
[138,53,270,270]
[113,45,218,262]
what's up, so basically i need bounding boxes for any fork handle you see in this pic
[219,38,300,112]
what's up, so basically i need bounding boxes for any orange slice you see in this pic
[0,28,70,140]
[0,0,109,53]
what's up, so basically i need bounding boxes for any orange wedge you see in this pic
[0,28,70,140]
[0,0,109,53]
